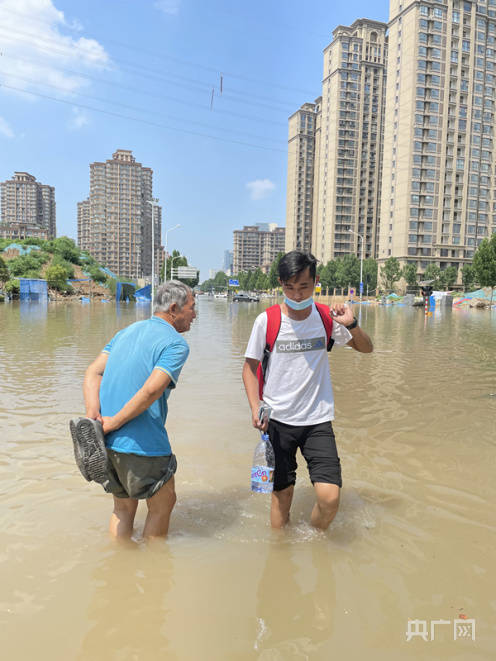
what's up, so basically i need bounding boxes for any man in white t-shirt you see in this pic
[242,251,373,530]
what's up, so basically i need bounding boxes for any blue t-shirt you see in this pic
[99,316,190,456]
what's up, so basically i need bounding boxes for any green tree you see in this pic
[335,254,360,289]
[472,233,496,302]
[461,264,477,291]
[48,237,80,264]
[439,265,458,290]
[401,262,418,287]
[381,257,402,292]
[7,252,49,277]
[245,270,256,291]
[5,278,20,298]
[87,266,107,283]
[237,271,250,290]
[0,256,9,285]
[362,257,378,293]
[255,270,269,291]
[250,268,264,291]
[268,252,284,288]
[213,271,228,288]
[423,264,442,288]
[319,260,338,291]
[51,255,75,279]
[46,264,70,291]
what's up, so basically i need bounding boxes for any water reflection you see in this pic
[79,546,176,660]
[254,541,336,659]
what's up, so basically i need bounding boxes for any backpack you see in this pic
[256,303,334,400]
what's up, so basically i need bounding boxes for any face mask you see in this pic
[284,296,314,311]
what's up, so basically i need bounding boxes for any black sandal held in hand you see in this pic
[70,417,109,484]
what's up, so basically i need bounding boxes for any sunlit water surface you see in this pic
[0,298,495,660]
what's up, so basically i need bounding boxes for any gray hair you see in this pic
[153,280,192,313]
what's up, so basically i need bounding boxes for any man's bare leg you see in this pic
[143,476,176,540]
[310,483,340,530]
[110,496,138,540]
[270,485,294,528]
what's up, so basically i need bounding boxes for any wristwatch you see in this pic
[345,316,358,330]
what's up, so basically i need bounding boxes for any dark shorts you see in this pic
[268,419,342,491]
[103,450,177,500]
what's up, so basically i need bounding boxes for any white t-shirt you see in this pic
[244,304,352,425]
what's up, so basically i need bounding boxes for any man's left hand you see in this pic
[330,304,354,328]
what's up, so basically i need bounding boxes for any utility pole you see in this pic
[147,197,160,306]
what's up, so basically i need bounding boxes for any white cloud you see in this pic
[0,0,110,97]
[154,0,181,15]
[68,107,89,130]
[0,116,15,138]
[246,179,276,200]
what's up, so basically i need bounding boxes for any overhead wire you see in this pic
[0,69,287,145]
[0,82,288,153]
[0,24,300,112]
[0,4,319,97]
[0,51,288,128]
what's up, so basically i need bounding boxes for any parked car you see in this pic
[232,292,259,302]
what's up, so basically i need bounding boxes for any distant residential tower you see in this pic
[77,149,162,279]
[0,172,56,240]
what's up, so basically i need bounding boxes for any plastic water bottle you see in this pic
[251,432,275,493]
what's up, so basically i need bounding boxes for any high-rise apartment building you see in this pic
[223,249,233,274]
[285,101,320,252]
[312,19,388,264]
[233,223,285,273]
[0,172,56,240]
[379,0,496,278]
[78,150,161,279]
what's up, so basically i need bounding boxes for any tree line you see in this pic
[199,234,496,296]
[380,233,496,293]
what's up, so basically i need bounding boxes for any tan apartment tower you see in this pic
[379,0,496,279]
[0,172,56,240]
[285,101,320,252]
[311,19,388,265]
[78,150,162,279]
[233,223,285,274]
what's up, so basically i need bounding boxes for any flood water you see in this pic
[0,297,495,660]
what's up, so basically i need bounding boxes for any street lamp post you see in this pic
[348,228,364,303]
[165,224,181,280]
[147,198,160,305]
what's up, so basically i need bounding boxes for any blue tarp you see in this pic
[464,287,496,300]
[100,266,118,279]
[115,281,136,301]
[19,278,47,301]
[2,243,40,255]
[134,284,151,301]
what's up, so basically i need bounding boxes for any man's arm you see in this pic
[346,326,373,353]
[330,303,373,353]
[101,368,173,434]
[242,358,266,431]
[83,353,108,422]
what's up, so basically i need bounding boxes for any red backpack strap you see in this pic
[256,304,281,399]
[315,302,334,352]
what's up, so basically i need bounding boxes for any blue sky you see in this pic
[0,0,389,279]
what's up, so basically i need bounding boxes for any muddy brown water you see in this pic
[0,298,495,660]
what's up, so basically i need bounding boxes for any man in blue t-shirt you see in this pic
[83,281,195,541]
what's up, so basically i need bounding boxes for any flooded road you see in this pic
[0,298,495,660]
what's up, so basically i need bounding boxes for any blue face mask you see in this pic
[284,296,314,311]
